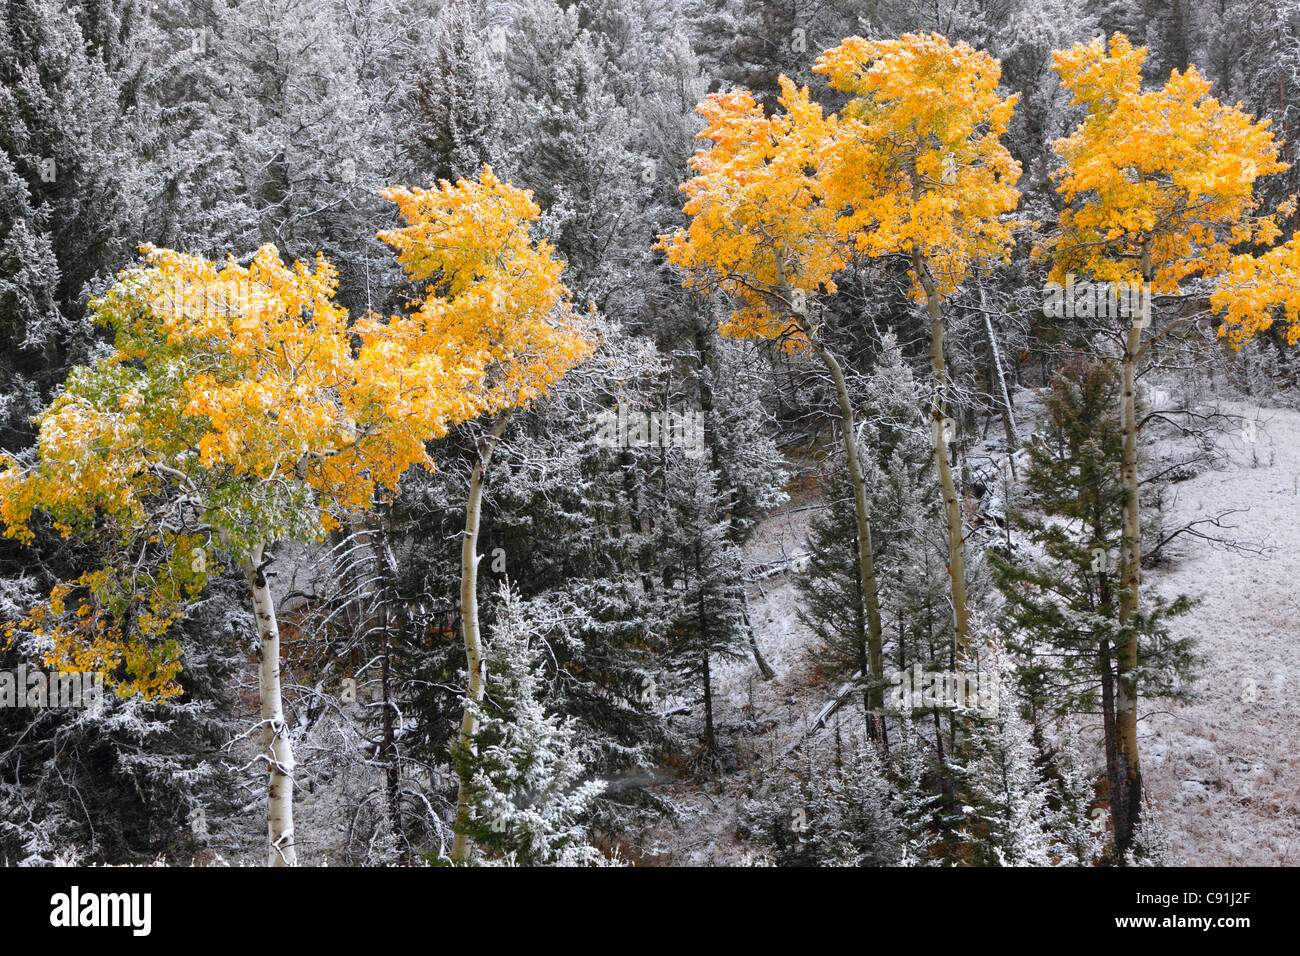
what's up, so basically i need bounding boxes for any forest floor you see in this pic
[640,386,1300,866]
[1141,399,1300,865]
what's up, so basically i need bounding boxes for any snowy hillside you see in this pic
[1142,404,1300,865]
[631,388,1300,866]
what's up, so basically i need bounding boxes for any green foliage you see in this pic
[992,357,1199,715]
[739,725,902,866]
[451,584,611,866]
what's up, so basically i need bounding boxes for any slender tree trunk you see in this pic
[702,651,716,750]
[774,276,882,726]
[917,256,971,656]
[381,622,402,845]
[813,343,885,718]
[857,569,871,718]
[979,287,1020,462]
[741,602,776,680]
[698,559,718,750]
[241,544,296,867]
[372,522,404,854]
[378,567,400,851]
[1113,254,1149,857]
[451,414,510,864]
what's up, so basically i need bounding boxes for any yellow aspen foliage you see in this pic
[655,77,845,347]
[376,165,594,413]
[1040,32,1288,292]
[813,32,1023,294]
[1,244,471,542]
[1212,237,1300,346]
[0,173,583,699]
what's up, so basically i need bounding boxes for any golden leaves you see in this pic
[4,571,184,701]
[1044,34,1300,347]
[656,77,844,347]
[1050,32,1145,113]
[0,166,590,700]
[814,32,1022,297]
[1042,33,1287,292]
[659,33,1022,335]
[1212,237,1300,348]
[377,165,594,417]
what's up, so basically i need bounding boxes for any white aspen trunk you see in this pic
[1113,251,1151,856]
[815,344,886,716]
[979,286,1020,456]
[241,544,296,867]
[772,267,886,719]
[917,255,971,657]
[769,269,885,731]
[451,415,510,863]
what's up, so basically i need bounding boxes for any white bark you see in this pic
[242,544,296,866]
[1113,250,1151,853]
[918,258,971,657]
[451,415,510,863]
[814,344,886,713]
[980,286,1020,454]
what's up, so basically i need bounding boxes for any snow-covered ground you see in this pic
[636,481,834,864]
[1143,402,1300,865]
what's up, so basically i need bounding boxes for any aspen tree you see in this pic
[657,78,890,721]
[813,33,1024,657]
[0,243,482,864]
[1041,32,1288,855]
[379,167,593,863]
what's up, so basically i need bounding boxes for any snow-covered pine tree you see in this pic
[888,716,946,865]
[955,657,1055,867]
[694,330,790,543]
[654,453,750,763]
[378,319,684,852]
[504,15,651,315]
[1041,728,1107,866]
[0,151,65,451]
[0,0,141,317]
[725,0,864,110]
[797,457,872,694]
[452,583,611,866]
[406,1,512,186]
[1124,800,1175,866]
[0,0,151,450]
[740,721,902,867]
[204,0,413,314]
[469,323,674,768]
